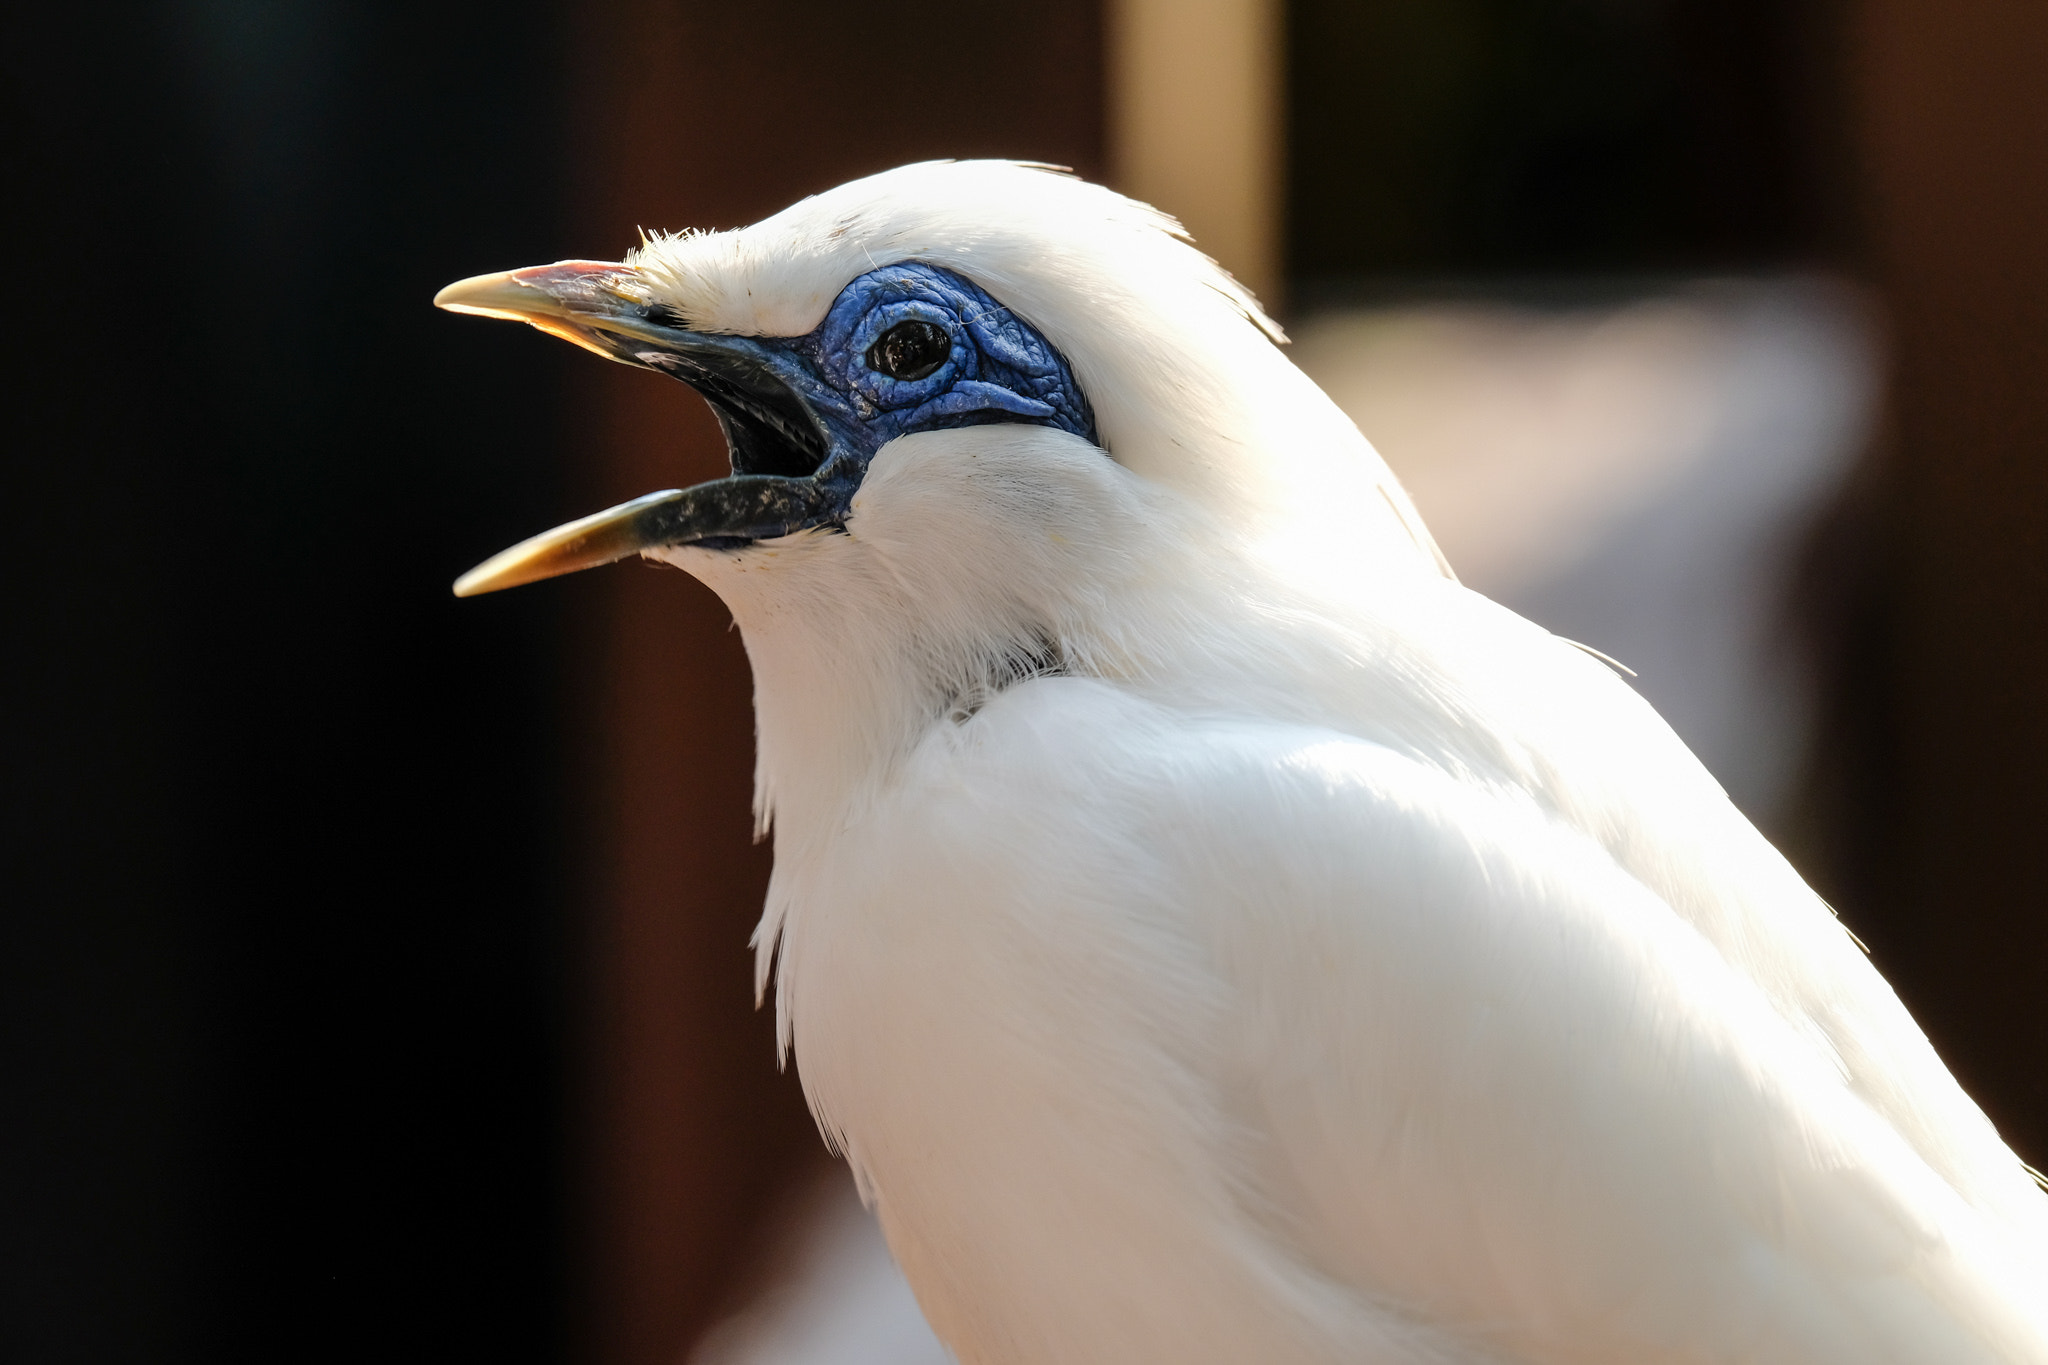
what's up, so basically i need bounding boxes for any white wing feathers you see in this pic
[1175,717,2048,1363]
[791,676,2048,1364]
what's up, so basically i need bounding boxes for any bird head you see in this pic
[438,161,1448,600]
[439,251,1100,592]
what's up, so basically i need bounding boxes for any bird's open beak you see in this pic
[436,263,844,596]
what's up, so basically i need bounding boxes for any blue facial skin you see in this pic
[618,263,1098,546]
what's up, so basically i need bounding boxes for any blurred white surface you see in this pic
[689,278,1879,1364]
[1294,279,1878,821]
[689,1174,953,1365]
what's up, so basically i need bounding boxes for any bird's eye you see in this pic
[866,320,950,381]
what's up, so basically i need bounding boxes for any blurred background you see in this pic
[3,1,2043,1360]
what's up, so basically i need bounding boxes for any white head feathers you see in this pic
[627,160,1451,579]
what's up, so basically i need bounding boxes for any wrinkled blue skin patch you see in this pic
[631,263,1097,546]
[808,262,1096,444]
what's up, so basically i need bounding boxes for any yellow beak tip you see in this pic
[433,270,535,320]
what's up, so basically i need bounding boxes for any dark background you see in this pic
[4,4,575,1361]
[1289,0,1841,279]
[4,1,2043,1361]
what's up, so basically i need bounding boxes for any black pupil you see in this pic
[867,320,950,381]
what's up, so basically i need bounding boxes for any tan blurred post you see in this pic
[1108,0,1285,309]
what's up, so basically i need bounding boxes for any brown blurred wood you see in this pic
[1824,0,2048,1164]
[562,6,1104,1363]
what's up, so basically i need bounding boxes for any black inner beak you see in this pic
[616,327,830,481]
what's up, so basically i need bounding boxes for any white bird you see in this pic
[437,161,2048,1364]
